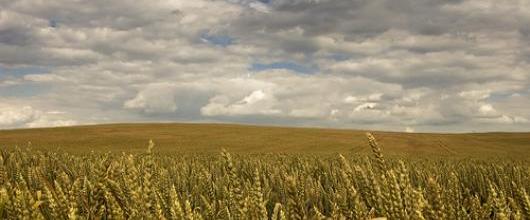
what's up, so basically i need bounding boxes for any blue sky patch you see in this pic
[328,53,351,61]
[487,91,524,101]
[250,61,318,74]
[0,84,51,97]
[0,66,50,78]
[49,19,59,28]
[200,33,234,47]
[0,66,51,97]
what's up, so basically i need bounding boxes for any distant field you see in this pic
[0,123,529,156]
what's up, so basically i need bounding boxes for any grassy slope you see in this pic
[0,123,529,157]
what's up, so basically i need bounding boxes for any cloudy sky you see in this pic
[1,0,529,132]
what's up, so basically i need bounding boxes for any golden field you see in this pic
[1,124,530,219]
[0,123,529,157]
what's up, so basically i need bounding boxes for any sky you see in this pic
[1,0,530,132]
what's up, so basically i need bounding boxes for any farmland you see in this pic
[1,123,530,157]
[0,124,529,219]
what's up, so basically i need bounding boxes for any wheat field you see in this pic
[1,133,529,219]
[1,123,530,158]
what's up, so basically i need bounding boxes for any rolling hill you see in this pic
[0,123,529,157]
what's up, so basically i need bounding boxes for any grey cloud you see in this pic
[125,82,212,116]
[0,0,529,132]
[0,25,33,46]
[231,0,530,63]
[0,10,47,46]
[4,0,174,30]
